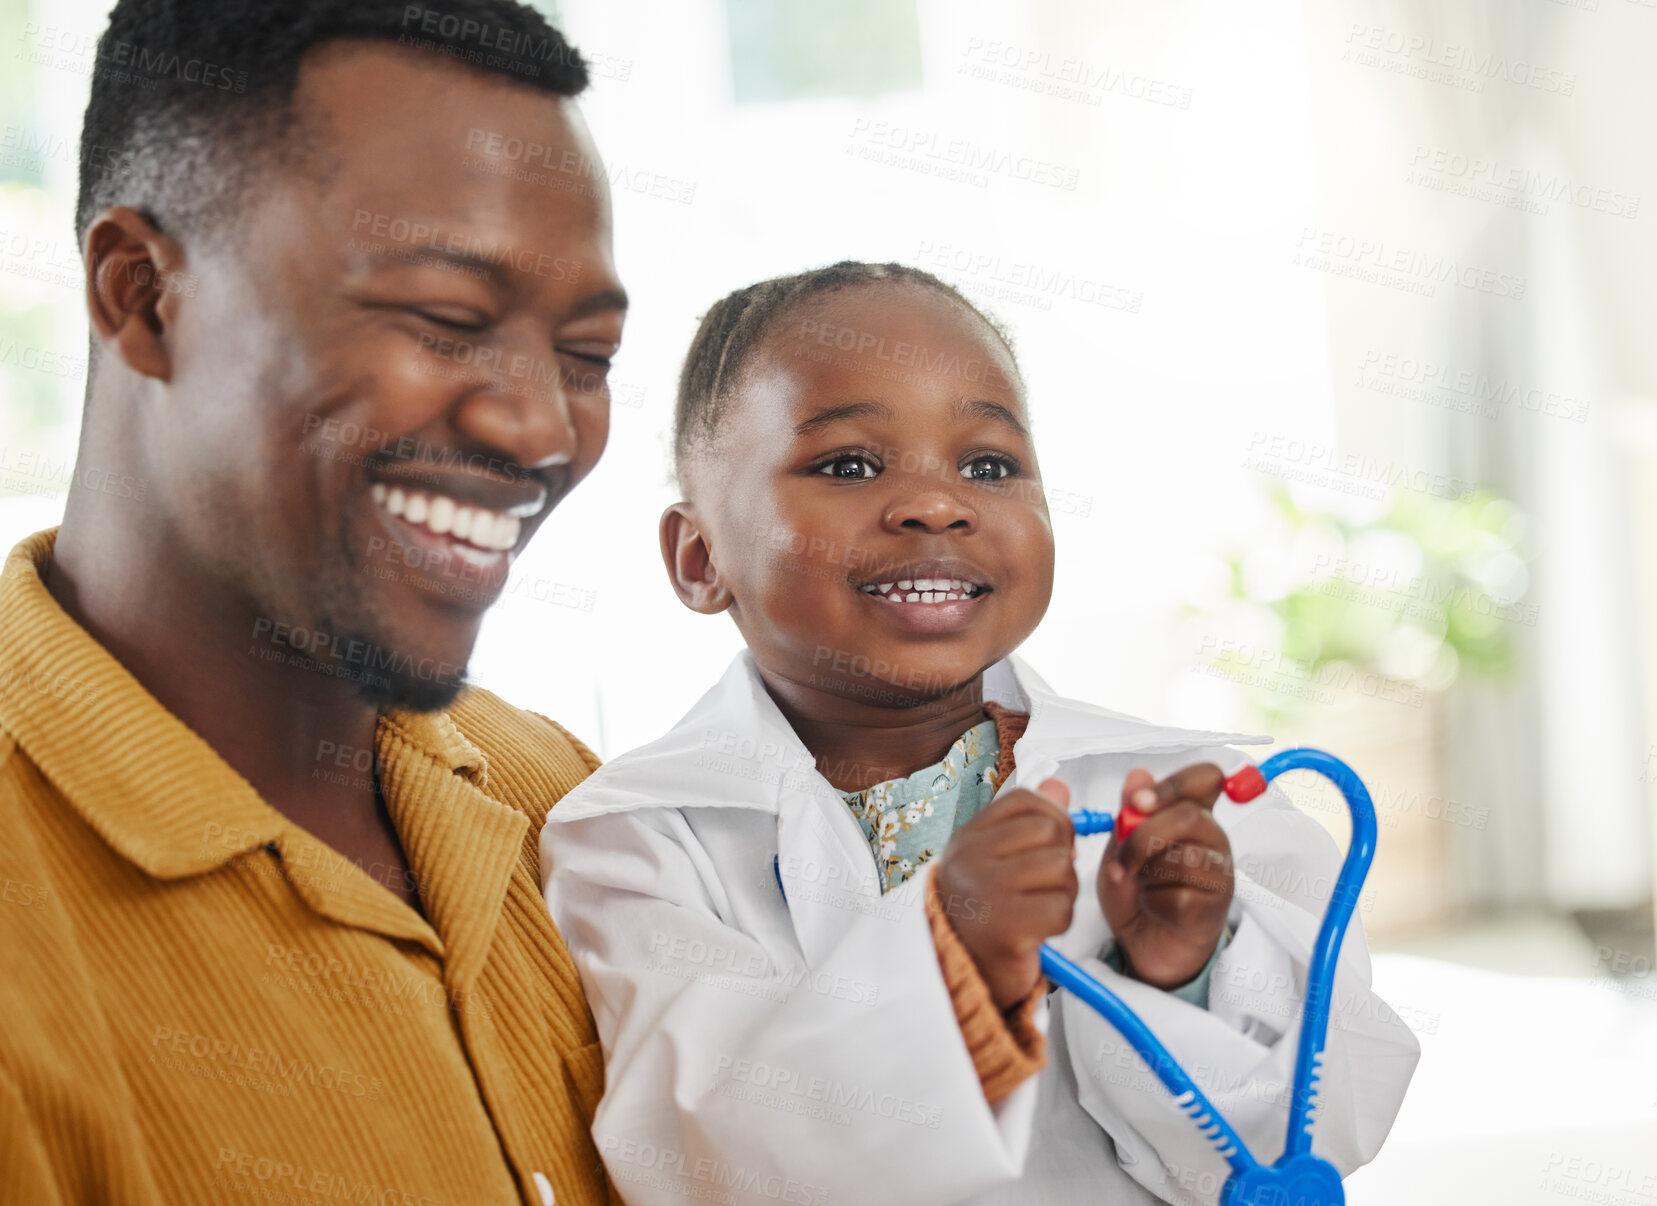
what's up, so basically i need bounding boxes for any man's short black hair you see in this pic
[76,0,589,244]
[673,260,1022,486]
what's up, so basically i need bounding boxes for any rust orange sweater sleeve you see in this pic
[926,883,1046,1105]
[926,702,1046,1106]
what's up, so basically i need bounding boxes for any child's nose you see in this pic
[881,488,977,533]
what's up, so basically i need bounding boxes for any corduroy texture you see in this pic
[981,702,1030,790]
[924,890,1046,1107]
[923,701,1045,1106]
[0,529,612,1206]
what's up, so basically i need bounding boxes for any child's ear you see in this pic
[660,502,734,615]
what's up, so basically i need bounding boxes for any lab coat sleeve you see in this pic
[1057,777,1421,1206]
[542,807,1040,1206]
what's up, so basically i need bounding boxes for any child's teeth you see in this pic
[386,487,406,517]
[898,580,913,591]
[879,583,894,593]
[945,592,961,600]
[371,483,387,505]
[452,507,473,540]
[914,578,934,591]
[404,493,428,524]
[905,592,920,602]
[428,495,454,535]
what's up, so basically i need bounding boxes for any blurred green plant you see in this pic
[1189,484,1534,726]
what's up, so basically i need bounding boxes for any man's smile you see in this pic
[362,459,561,600]
[362,452,558,573]
[372,482,525,556]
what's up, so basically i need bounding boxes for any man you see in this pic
[0,2,628,1202]
[1,3,1054,1203]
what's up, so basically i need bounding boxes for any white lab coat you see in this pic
[541,653,1420,1206]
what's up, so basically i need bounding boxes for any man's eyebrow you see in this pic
[372,245,515,288]
[364,247,629,317]
[956,397,1027,434]
[792,399,896,438]
[571,288,629,318]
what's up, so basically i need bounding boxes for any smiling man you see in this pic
[0,2,626,1203]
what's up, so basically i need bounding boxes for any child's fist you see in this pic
[933,779,1078,1011]
[1098,764,1234,991]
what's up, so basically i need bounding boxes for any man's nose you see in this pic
[448,347,579,473]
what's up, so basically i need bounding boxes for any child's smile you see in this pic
[853,557,993,634]
[662,279,1055,719]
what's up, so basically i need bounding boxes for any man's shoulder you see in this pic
[447,687,602,828]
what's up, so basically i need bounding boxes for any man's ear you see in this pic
[82,206,187,382]
[660,502,734,615]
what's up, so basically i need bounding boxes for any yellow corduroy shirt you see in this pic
[0,529,612,1206]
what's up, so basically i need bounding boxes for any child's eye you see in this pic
[961,455,1016,482]
[817,455,880,480]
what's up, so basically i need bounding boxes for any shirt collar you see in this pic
[550,649,1267,823]
[837,716,999,805]
[984,653,1266,769]
[0,529,503,893]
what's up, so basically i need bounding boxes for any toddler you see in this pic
[541,262,1419,1205]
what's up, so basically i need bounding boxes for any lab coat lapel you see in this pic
[990,655,1270,788]
[552,653,805,822]
[774,773,891,966]
[693,655,901,964]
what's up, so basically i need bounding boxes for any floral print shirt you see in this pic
[840,718,1004,893]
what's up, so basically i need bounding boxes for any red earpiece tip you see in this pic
[1223,765,1267,803]
[1115,804,1147,840]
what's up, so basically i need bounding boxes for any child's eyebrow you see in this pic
[792,399,895,437]
[957,398,1028,435]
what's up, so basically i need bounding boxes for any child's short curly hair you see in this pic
[673,261,1021,486]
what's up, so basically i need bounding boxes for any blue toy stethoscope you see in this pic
[1050,748,1376,1206]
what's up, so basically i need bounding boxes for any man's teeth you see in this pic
[370,482,521,552]
[858,578,984,603]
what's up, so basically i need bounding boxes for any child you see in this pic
[541,262,1419,1205]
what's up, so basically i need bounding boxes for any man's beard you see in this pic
[340,630,471,712]
[255,620,472,712]
[258,551,473,714]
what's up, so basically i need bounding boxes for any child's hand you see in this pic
[1098,764,1234,991]
[933,779,1078,1011]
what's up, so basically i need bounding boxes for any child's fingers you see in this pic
[997,879,1080,942]
[1140,836,1233,896]
[996,844,1082,895]
[1121,767,1156,814]
[1010,891,1080,945]
[1147,763,1226,813]
[1112,802,1229,886]
[1035,777,1071,809]
[973,788,1075,853]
